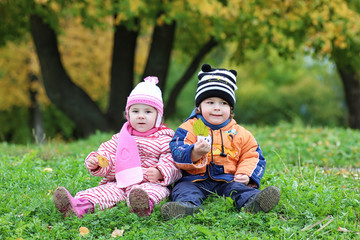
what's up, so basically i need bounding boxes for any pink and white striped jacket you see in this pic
[85,126,182,187]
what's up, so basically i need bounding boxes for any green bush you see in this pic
[234,53,347,127]
[0,107,32,143]
[0,105,76,144]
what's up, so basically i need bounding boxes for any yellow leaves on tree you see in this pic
[129,0,144,15]
[0,41,48,111]
[58,18,112,110]
[0,18,112,111]
[304,1,359,56]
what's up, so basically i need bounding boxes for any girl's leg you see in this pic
[53,187,94,218]
[75,182,127,211]
[128,183,170,217]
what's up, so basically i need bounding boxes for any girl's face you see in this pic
[128,104,157,132]
[199,97,231,125]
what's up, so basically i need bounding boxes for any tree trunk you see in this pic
[336,64,360,129]
[28,72,45,143]
[30,14,110,137]
[142,22,176,91]
[165,37,218,118]
[107,19,139,131]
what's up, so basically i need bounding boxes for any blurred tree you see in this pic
[0,0,359,139]
[225,0,360,128]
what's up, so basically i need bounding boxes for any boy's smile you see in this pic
[199,97,231,125]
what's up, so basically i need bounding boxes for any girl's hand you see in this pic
[191,140,211,162]
[234,174,250,185]
[85,156,99,170]
[145,167,163,182]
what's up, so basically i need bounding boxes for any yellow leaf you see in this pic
[337,226,351,232]
[79,226,90,236]
[111,227,124,238]
[97,155,109,168]
[43,167,53,172]
[193,119,209,136]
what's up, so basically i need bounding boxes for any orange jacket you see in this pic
[170,117,266,188]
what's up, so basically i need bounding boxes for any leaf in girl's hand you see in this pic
[97,155,109,168]
[79,226,90,236]
[193,119,209,136]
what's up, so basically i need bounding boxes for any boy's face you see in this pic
[128,104,157,132]
[199,97,231,125]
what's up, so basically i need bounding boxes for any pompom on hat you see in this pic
[195,64,238,108]
[126,76,163,127]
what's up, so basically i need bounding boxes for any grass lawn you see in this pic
[0,123,359,239]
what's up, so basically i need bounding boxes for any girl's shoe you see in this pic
[129,188,153,217]
[53,187,94,218]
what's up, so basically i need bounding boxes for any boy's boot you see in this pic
[129,188,154,217]
[53,187,94,218]
[243,186,280,213]
[161,201,200,220]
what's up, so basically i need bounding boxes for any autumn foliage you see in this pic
[0,0,359,143]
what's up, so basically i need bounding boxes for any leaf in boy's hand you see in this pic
[111,227,124,237]
[79,226,90,236]
[193,119,209,136]
[97,155,109,168]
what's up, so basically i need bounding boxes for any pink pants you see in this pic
[75,182,170,211]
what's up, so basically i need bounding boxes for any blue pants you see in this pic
[171,179,260,210]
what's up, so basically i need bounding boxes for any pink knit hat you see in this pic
[126,76,163,127]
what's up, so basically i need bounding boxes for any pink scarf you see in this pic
[115,122,158,188]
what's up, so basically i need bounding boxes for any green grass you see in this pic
[1,124,359,239]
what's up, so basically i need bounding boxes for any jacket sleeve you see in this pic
[235,129,266,188]
[155,136,182,186]
[169,121,209,170]
[84,133,118,177]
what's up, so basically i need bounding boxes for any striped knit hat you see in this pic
[126,76,163,127]
[195,63,238,108]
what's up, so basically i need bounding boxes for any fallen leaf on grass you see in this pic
[97,155,109,168]
[111,228,124,238]
[337,226,351,232]
[79,226,90,236]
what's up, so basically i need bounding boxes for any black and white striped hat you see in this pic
[195,63,238,108]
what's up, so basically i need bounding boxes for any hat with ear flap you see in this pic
[126,76,163,127]
[195,63,238,108]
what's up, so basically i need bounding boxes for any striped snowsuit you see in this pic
[75,126,182,210]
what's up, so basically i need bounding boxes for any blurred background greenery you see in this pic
[0,0,358,144]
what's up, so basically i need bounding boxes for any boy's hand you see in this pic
[146,167,163,182]
[234,174,250,185]
[191,140,211,162]
[85,156,99,170]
